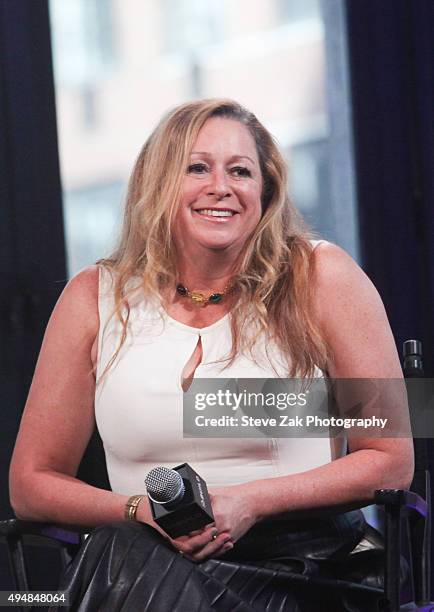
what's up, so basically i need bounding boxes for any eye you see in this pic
[187,163,209,174]
[230,166,252,178]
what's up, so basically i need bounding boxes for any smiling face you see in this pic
[173,117,263,257]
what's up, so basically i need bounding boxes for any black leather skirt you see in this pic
[51,511,388,612]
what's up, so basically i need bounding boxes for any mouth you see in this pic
[193,208,238,220]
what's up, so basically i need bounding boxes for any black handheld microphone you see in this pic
[145,463,214,538]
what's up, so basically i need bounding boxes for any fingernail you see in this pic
[223,542,233,551]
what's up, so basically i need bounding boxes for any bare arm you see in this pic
[8,266,155,527]
[208,243,414,547]
[9,266,234,558]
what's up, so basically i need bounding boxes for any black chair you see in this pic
[1,340,432,612]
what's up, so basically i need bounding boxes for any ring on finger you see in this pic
[211,532,218,541]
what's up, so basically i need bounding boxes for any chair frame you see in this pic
[0,485,431,612]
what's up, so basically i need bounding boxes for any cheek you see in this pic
[240,184,262,212]
[181,179,202,206]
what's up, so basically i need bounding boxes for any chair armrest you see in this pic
[0,518,88,545]
[375,488,432,610]
[0,518,90,591]
[374,489,428,518]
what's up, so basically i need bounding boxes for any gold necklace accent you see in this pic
[176,283,231,307]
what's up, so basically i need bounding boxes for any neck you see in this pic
[175,250,238,293]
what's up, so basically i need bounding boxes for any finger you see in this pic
[213,540,234,558]
[187,523,214,537]
[188,533,233,563]
[173,523,215,543]
[180,528,223,555]
[187,529,203,537]
[173,528,215,547]
[178,530,228,559]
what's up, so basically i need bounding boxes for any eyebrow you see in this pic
[191,152,256,165]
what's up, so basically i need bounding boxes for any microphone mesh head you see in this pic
[145,467,185,503]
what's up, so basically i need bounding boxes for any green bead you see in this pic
[209,293,222,303]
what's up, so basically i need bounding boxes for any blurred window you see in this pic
[49,0,358,276]
[50,0,116,88]
[163,0,225,54]
[278,0,321,23]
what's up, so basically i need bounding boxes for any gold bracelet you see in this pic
[124,495,144,521]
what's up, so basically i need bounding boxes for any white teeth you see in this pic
[196,209,234,217]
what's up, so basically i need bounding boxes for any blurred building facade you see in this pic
[49,0,356,274]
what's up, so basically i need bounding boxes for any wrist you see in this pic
[134,496,162,532]
[240,481,266,522]
[134,497,171,539]
[132,495,152,524]
[124,494,145,521]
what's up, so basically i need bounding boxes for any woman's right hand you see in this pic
[170,524,234,562]
[135,495,233,562]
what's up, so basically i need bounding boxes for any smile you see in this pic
[195,209,236,218]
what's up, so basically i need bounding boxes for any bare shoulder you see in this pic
[309,241,401,377]
[310,241,384,326]
[58,264,99,310]
[51,265,100,339]
[310,241,373,297]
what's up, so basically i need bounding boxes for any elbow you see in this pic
[9,483,29,521]
[9,471,40,522]
[9,496,42,523]
[377,446,414,492]
[10,503,31,521]
[395,462,414,491]
[394,444,415,491]
[9,496,28,521]
[385,470,413,492]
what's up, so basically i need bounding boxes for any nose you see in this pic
[207,167,231,200]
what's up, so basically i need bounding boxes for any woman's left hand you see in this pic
[171,484,258,562]
[208,485,258,544]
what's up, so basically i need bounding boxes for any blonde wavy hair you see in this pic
[99,98,329,378]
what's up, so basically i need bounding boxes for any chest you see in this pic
[163,301,231,329]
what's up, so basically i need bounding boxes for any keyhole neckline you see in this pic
[160,307,230,335]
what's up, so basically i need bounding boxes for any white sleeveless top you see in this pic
[95,262,341,495]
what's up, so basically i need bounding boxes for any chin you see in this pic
[194,230,239,251]
[200,240,236,252]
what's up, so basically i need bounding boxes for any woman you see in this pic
[9,99,413,610]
